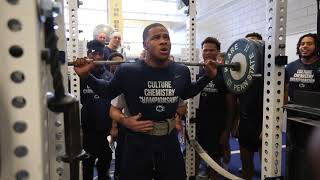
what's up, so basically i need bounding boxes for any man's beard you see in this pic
[155,57,168,64]
[301,51,317,61]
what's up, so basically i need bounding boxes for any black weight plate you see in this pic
[223,38,264,94]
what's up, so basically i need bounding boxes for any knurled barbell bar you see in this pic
[68,60,241,71]
[68,38,264,94]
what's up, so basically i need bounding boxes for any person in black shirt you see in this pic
[237,32,264,180]
[80,40,113,180]
[285,33,320,102]
[73,23,218,180]
[196,37,235,179]
[285,33,320,180]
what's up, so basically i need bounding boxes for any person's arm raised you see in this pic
[74,58,122,99]
[73,58,95,78]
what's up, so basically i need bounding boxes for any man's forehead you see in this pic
[302,36,315,42]
[112,35,121,38]
[112,56,123,60]
[111,32,121,38]
[203,43,218,49]
[148,26,169,35]
[247,36,259,40]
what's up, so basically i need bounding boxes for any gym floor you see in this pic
[226,134,286,180]
[94,133,287,180]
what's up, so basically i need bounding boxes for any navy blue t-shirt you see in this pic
[103,46,117,71]
[237,76,264,151]
[80,66,113,132]
[285,59,320,101]
[197,68,228,129]
[87,60,212,122]
[103,46,116,60]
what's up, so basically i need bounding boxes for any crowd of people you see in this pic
[75,22,320,180]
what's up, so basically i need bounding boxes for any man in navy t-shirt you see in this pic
[285,33,320,180]
[237,32,264,180]
[74,23,218,180]
[285,33,320,102]
[196,37,235,179]
[80,40,113,180]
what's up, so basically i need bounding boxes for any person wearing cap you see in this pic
[80,40,113,180]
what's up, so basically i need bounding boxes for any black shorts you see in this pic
[82,131,111,155]
[238,122,262,152]
[119,131,186,180]
[197,126,224,156]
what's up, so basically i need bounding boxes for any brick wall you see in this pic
[196,0,317,54]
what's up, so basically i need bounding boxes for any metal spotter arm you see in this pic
[48,0,71,179]
[44,11,85,180]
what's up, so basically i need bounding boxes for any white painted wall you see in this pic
[196,0,266,51]
[196,0,317,58]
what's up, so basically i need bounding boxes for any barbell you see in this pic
[68,60,241,71]
[68,38,264,94]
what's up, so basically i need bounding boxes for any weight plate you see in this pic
[223,38,264,94]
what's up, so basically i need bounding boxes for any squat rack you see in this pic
[184,0,287,179]
[0,0,287,179]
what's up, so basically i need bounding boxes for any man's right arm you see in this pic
[181,70,212,100]
[74,59,122,99]
[181,60,218,100]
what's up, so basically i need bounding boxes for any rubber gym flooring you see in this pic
[94,133,286,180]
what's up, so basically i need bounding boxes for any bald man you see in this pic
[104,32,122,60]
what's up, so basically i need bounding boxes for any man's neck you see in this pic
[144,57,169,68]
[301,55,319,65]
[108,44,117,50]
[203,58,216,62]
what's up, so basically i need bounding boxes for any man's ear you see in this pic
[143,41,148,50]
